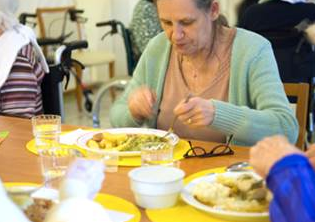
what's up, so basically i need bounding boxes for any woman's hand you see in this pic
[306,145,315,169]
[128,86,157,121]
[250,135,303,178]
[174,97,215,127]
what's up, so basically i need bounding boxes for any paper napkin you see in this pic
[105,209,134,222]
[0,131,9,145]
[60,129,90,145]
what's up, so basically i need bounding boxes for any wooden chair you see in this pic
[36,6,116,111]
[283,83,309,150]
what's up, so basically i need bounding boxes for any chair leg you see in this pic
[74,64,83,112]
[109,61,116,102]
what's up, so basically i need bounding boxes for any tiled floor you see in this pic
[63,89,115,129]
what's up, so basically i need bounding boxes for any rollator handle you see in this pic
[96,20,117,27]
[63,40,88,54]
[19,13,36,25]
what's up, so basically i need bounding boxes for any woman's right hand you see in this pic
[128,86,157,121]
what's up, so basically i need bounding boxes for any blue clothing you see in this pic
[267,154,315,222]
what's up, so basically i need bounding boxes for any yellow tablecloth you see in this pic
[26,138,190,167]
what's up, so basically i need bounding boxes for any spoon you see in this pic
[226,161,250,172]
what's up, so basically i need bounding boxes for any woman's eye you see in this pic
[162,21,172,26]
[181,20,193,26]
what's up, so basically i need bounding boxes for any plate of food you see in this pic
[180,171,271,222]
[5,183,58,222]
[76,128,179,157]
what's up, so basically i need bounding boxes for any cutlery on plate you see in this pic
[226,161,251,172]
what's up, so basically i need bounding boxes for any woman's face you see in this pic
[157,0,219,56]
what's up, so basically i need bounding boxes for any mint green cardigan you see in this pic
[110,28,298,146]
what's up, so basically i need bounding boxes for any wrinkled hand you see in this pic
[174,97,215,127]
[60,159,105,200]
[306,145,315,169]
[250,135,303,178]
[128,86,157,121]
[305,23,315,45]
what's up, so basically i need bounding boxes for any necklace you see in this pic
[185,56,210,79]
[178,52,222,94]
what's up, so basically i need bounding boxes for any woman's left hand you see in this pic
[250,135,303,178]
[173,97,215,127]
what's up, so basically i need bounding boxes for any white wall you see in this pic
[219,0,243,26]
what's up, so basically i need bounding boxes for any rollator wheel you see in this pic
[81,90,94,118]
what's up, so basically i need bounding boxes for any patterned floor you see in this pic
[63,89,116,129]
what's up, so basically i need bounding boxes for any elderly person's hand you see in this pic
[305,23,315,45]
[306,145,315,169]
[59,159,105,201]
[174,97,215,127]
[128,86,157,121]
[250,135,304,178]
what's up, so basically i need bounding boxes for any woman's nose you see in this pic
[172,25,184,41]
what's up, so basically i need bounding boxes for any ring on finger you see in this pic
[187,118,192,124]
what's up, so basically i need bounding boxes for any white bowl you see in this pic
[128,166,185,209]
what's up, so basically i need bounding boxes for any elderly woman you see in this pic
[110,0,298,146]
[0,0,48,118]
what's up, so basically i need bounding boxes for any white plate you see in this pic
[180,171,270,222]
[76,128,179,157]
[5,184,59,209]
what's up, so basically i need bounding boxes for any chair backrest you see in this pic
[283,83,309,150]
[121,26,138,76]
[36,6,82,57]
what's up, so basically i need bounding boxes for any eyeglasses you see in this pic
[184,135,234,158]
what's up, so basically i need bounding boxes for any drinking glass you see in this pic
[141,141,174,166]
[31,115,61,151]
[38,147,77,189]
[84,149,119,173]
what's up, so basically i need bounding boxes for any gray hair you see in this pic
[194,0,213,12]
[0,0,19,31]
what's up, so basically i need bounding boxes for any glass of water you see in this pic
[84,149,119,173]
[31,115,61,151]
[141,141,174,166]
[38,147,77,189]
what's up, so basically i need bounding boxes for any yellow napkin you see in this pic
[0,131,9,145]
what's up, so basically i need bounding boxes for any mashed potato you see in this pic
[191,174,272,213]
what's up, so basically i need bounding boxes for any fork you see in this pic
[162,93,193,138]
